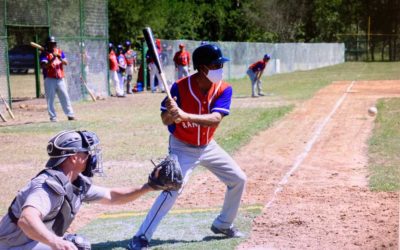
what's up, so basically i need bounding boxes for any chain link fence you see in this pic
[0,0,108,105]
[158,40,345,83]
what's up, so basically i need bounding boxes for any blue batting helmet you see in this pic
[264,54,271,60]
[192,44,229,70]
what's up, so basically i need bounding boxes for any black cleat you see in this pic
[127,235,149,250]
[211,225,245,238]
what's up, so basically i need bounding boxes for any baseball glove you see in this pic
[148,155,183,191]
[63,233,91,250]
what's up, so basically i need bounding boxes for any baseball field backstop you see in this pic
[0,0,109,109]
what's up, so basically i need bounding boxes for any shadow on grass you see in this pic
[92,235,231,249]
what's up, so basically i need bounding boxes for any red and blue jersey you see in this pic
[40,48,66,79]
[117,53,127,72]
[249,60,267,73]
[124,49,136,66]
[161,76,232,146]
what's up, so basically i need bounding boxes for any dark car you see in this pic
[8,45,36,74]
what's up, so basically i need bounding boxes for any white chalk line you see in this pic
[266,81,356,208]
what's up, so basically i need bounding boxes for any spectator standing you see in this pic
[173,43,191,80]
[246,54,271,97]
[124,40,137,94]
[117,44,127,97]
[109,43,124,97]
[146,39,164,93]
[40,36,75,122]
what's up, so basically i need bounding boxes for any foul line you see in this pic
[99,205,264,219]
[266,81,356,208]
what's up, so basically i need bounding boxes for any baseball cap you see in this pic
[264,54,271,60]
[179,43,185,48]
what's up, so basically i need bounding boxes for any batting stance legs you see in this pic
[132,136,246,242]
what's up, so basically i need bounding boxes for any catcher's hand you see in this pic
[148,155,183,191]
[63,233,91,250]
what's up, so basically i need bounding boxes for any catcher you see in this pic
[0,130,182,250]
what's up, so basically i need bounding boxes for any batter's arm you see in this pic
[162,108,222,127]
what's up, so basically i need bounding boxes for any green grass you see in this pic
[230,62,400,100]
[1,62,400,214]
[78,206,262,250]
[368,98,400,191]
[217,106,294,153]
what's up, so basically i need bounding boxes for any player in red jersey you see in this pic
[128,44,247,250]
[173,43,190,80]
[124,40,137,94]
[247,54,271,97]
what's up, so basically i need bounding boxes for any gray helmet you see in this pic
[46,130,103,177]
[192,44,229,70]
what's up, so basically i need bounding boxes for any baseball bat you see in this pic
[0,93,15,119]
[30,42,44,51]
[80,76,97,102]
[0,110,7,122]
[142,27,172,100]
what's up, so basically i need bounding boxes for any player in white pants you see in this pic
[148,62,164,92]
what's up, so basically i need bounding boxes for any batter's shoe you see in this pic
[127,235,149,250]
[210,225,245,238]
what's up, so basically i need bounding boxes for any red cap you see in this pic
[179,43,185,48]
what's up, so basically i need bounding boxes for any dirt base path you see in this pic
[71,80,399,249]
[234,80,400,249]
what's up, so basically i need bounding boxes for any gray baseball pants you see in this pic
[246,68,263,96]
[134,135,246,241]
[44,77,74,120]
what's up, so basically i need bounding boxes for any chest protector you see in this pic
[8,169,91,236]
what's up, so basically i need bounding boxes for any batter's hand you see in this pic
[52,52,61,58]
[165,97,187,122]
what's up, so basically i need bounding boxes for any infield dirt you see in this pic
[2,80,399,249]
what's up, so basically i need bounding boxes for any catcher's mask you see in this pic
[46,130,103,177]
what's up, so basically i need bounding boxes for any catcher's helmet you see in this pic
[264,54,271,60]
[192,44,229,70]
[46,130,103,177]
[47,36,57,44]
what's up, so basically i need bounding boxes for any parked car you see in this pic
[8,45,36,74]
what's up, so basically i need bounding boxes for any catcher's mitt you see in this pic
[63,233,91,250]
[148,155,183,191]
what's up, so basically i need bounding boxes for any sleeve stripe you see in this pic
[212,107,230,113]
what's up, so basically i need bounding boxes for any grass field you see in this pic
[1,62,399,249]
[80,206,262,250]
[368,98,400,191]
